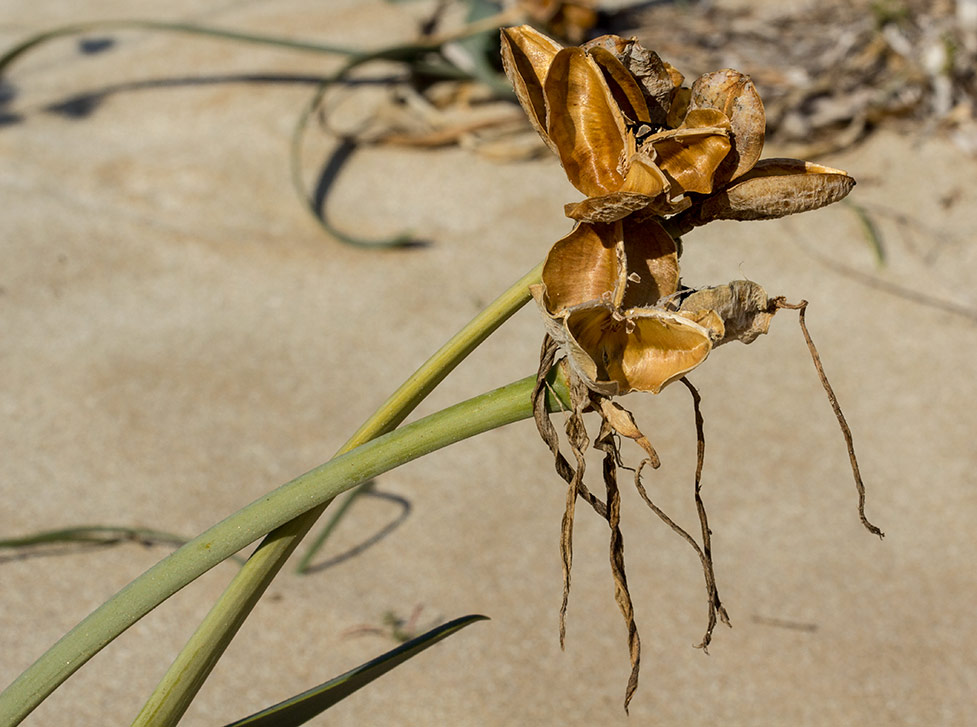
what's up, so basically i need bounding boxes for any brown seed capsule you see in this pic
[677,280,775,345]
[688,69,765,182]
[695,159,856,223]
[500,25,563,155]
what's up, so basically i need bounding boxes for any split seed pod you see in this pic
[501,25,734,224]
[532,218,721,395]
[675,280,775,345]
[502,25,857,234]
[668,159,858,235]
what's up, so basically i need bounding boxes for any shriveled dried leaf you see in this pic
[592,416,641,712]
[545,47,629,196]
[598,398,660,467]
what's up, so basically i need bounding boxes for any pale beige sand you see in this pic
[3,2,977,725]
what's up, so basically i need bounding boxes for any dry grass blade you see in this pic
[773,300,884,538]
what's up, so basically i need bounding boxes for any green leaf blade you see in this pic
[223,615,489,727]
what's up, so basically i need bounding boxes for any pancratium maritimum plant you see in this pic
[502,24,882,710]
[0,21,887,726]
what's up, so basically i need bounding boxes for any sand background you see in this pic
[2,1,976,724]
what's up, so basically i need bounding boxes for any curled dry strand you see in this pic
[593,414,640,712]
[679,376,731,649]
[533,336,732,710]
[532,336,607,648]
[771,299,884,539]
[628,378,729,654]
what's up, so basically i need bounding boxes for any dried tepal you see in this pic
[501,25,883,710]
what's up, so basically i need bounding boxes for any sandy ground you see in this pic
[3,1,977,725]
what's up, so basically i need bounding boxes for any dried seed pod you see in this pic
[544,46,630,196]
[670,159,856,232]
[688,69,765,182]
[540,218,679,314]
[677,280,774,345]
[587,45,652,124]
[647,108,732,195]
[500,25,563,155]
[583,35,681,126]
[563,189,683,224]
[564,303,716,394]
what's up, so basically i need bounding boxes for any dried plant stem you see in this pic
[773,299,884,538]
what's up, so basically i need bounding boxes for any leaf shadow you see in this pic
[301,487,412,575]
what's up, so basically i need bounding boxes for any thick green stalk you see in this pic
[130,261,540,726]
[0,371,569,727]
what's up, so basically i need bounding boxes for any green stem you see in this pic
[0,370,569,727]
[294,480,374,574]
[0,20,360,78]
[126,262,541,726]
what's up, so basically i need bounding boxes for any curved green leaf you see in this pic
[222,615,488,727]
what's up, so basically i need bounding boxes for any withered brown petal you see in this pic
[500,25,564,156]
[678,280,773,345]
[695,158,856,222]
[587,45,652,124]
[540,221,622,313]
[689,69,765,181]
[545,46,628,196]
[650,109,732,195]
